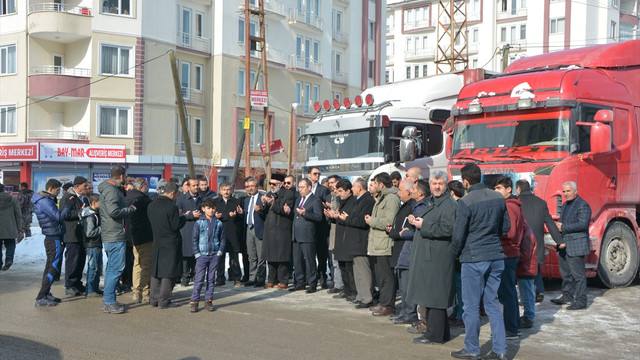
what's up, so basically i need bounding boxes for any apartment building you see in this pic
[0,0,385,191]
[385,0,638,83]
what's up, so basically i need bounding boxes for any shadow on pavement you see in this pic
[0,335,62,360]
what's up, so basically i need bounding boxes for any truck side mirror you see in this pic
[590,121,612,154]
[399,126,417,162]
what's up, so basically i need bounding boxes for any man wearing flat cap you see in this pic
[261,174,296,289]
[59,176,90,296]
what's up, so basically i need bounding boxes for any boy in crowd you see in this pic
[81,194,103,297]
[189,198,227,312]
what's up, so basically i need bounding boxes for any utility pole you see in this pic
[501,44,511,72]
[169,50,196,179]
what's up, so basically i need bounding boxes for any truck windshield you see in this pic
[306,128,384,162]
[452,118,571,160]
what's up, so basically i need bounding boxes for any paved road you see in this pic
[1,266,639,360]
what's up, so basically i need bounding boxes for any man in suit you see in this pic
[342,178,376,309]
[59,176,89,296]
[308,167,332,288]
[238,177,266,287]
[551,181,592,310]
[289,178,324,293]
[515,180,562,303]
[176,179,202,286]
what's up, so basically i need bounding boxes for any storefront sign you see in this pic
[0,143,39,161]
[40,143,126,163]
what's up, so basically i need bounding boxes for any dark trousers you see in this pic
[121,244,134,286]
[268,261,290,285]
[498,257,520,335]
[191,254,220,301]
[1,239,16,266]
[425,307,450,343]
[558,249,587,307]
[241,252,251,281]
[535,264,545,294]
[372,255,395,310]
[150,276,176,307]
[182,256,196,285]
[315,232,329,281]
[293,240,317,288]
[216,251,242,282]
[64,242,86,289]
[339,261,356,297]
[397,268,417,319]
[37,237,63,299]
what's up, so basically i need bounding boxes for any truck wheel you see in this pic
[597,222,639,288]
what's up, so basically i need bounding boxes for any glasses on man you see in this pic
[284,181,292,185]
[269,182,279,186]
[312,172,321,176]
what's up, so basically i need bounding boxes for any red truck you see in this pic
[446,40,640,288]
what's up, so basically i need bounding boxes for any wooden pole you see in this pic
[169,50,196,179]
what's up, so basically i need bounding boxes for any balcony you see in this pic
[29,66,91,101]
[334,0,349,6]
[180,87,205,106]
[287,55,322,75]
[288,9,323,31]
[332,31,349,45]
[332,72,348,84]
[497,8,528,21]
[238,0,286,17]
[404,19,431,31]
[404,47,436,61]
[28,3,92,43]
[237,42,288,65]
[29,130,89,141]
[177,32,212,54]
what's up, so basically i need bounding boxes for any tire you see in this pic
[597,222,639,288]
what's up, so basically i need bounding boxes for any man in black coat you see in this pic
[126,177,154,303]
[342,178,375,308]
[307,167,332,288]
[148,182,186,308]
[198,178,217,199]
[515,179,562,302]
[328,179,357,300]
[262,174,295,289]
[176,179,203,286]
[213,181,244,287]
[59,176,89,296]
[290,178,324,293]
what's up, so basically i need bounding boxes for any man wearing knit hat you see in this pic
[59,176,90,296]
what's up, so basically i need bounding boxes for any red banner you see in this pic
[0,143,39,161]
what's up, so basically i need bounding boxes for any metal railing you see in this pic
[180,87,205,105]
[31,66,91,77]
[497,8,528,20]
[332,71,348,84]
[29,130,89,140]
[287,9,323,31]
[404,19,431,31]
[237,43,288,65]
[332,31,349,43]
[404,47,435,60]
[29,3,92,15]
[288,55,322,74]
[177,32,212,53]
[237,0,286,17]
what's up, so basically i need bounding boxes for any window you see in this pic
[313,41,320,62]
[472,29,478,43]
[100,44,132,76]
[406,66,411,79]
[99,106,131,137]
[385,70,390,83]
[422,65,428,77]
[520,25,526,40]
[1,0,16,15]
[510,26,516,44]
[238,19,258,44]
[521,0,527,8]
[406,38,412,52]
[0,105,16,135]
[550,18,565,34]
[176,115,191,151]
[334,11,343,33]
[472,58,478,68]
[0,44,16,75]
[304,83,311,113]
[194,117,202,145]
[414,65,419,78]
[312,85,320,110]
[386,14,393,32]
[500,27,507,42]
[610,21,617,39]
[182,8,192,45]
[181,61,190,99]
[511,0,517,15]
[422,36,428,49]
[102,0,130,15]
[369,21,375,40]
[611,0,618,7]
[297,126,303,150]
[195,12,204,37]
[334,52,342,73]
[194,64,203,91]
[295,81,302,105]
[368,60,375,79]
[238,69,263,96]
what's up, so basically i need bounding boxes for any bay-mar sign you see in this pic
[250,89,268,107]
[40,143,126,163]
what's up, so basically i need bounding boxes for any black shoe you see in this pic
[327,287,342,294]
[305,287,316,294]
[243,281,256,287]
[347,296,358,303]
[158,302,181,309]
[413,335,439,345]
[520,316,534,328]
[550,296,571,305]
[393,315,416,325]
[505,331,520,340]
[451,349,481,360]
[46,293,61,303]
[2,262,12,271]
[332,292,346,299]
[483,351,507,360]
[355,301,373,309]
[566,304,586,310]
[535,293,544,303]
[289,286,305,292]
[254,282,265,288]
[320,280,329,289]
[65,287,81,296]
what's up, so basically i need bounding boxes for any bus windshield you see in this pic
[305,128,384,162]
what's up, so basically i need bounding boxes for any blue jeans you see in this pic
[518,278,535,321]
[462,260,506,355]
[534,264,544,294]
[86,247,103,294]
[191,254,220,302]
[498,257,520,335]
[103,241,126,304]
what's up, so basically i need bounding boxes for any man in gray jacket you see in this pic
[99,166,136,314]
[0,183,21,271]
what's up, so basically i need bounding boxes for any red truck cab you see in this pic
[447,40,640,288]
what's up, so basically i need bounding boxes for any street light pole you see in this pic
[287,103,298,175]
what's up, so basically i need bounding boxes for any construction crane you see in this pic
[435,0,468,74]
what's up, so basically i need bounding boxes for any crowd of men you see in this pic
[0,162,594,360]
